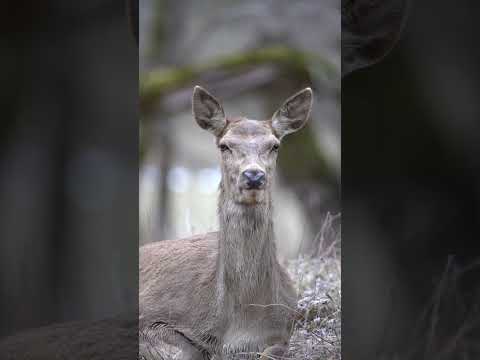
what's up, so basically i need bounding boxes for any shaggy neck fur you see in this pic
[216,185,280,306]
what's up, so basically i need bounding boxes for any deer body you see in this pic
[140,86,313,359]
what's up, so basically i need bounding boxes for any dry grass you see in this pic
[286,213,341,360]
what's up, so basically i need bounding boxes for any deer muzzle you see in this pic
[242,169,266,190]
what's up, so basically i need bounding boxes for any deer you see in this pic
[139,86,313,359]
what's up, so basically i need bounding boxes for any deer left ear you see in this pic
[192,86,227,137]
[271,88,313,139]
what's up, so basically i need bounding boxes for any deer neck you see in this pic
[216,188,280,304]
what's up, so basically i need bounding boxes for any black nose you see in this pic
[242,169,266,189]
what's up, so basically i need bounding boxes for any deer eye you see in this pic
[219,144,231,153]
[271,144,280,152]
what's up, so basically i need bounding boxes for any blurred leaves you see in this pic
[140,45,337,114]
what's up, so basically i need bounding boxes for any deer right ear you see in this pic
[192,86,226,137]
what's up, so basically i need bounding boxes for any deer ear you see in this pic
[192,86,226,137]
[271,88,313,139]
[342,0,409,77]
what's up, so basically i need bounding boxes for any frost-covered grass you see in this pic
[287,255,341,359]
[286,219,341,360]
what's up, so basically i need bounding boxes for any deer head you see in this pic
[192,86,313,206]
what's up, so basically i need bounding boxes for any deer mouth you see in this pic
[238,188,265,205]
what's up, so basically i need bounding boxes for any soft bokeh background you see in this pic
[342,1,480,358]
[139,0,341,258]
[0,0,137,341]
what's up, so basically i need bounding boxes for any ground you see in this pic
[286,241,341,360]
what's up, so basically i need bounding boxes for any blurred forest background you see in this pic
[0,0,137,341]
[139,0,341,258]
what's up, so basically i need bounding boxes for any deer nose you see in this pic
[242,169,266,189]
